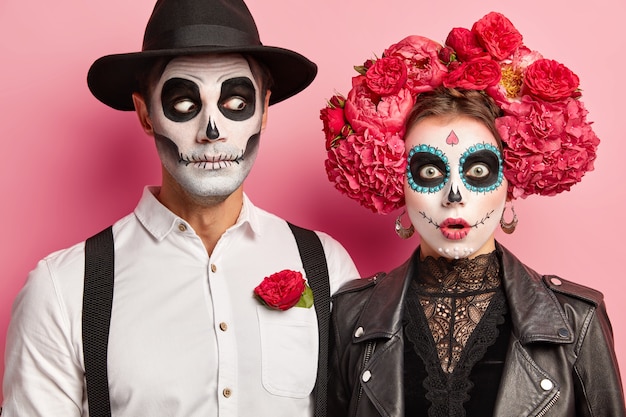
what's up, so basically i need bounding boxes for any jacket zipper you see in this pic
[356,341,376,406]
[535,390,560,417]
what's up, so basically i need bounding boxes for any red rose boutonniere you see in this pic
[254,270,314,311]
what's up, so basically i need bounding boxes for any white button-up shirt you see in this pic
[2,187,359,416]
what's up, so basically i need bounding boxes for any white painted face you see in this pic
[403,116,507,259]
[148,54,265,199]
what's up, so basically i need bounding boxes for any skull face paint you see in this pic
[148,54,265,200]
[403,116,507,259]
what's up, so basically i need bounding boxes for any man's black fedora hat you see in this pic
[87,0,317,110]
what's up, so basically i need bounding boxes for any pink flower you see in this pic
[365,56,408,96]
[326,129,406,214]
[472,12,523,60]
[445,27,488,61]
[344,75,413,136]
[384,35,449,94]
[444,57,502,90]
[523,58,580,101]
[496,96,598,198]
[487,46,543,105]
[254,270,309,311]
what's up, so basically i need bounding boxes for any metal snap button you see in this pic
[362,370,372,382]
[540,379,553,391]
[354,327,364,338]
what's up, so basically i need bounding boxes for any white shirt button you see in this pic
[178,223,187,232]
[219,322,228,331]
[223,387,232,398]
[211,264,217,273]
[362,370,371,382]
[540,379,553,391]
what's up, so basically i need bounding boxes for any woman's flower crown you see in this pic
[320,11,599,215]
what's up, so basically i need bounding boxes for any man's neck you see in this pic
[156,183,244,256]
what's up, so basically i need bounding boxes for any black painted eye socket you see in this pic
[162,78,201,122]
[461,150,501,188]
[220,77,256,121]
[409,152,448,188]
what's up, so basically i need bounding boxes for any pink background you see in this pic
[1,0,625,401]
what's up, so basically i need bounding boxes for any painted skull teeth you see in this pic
[178,152,245,168]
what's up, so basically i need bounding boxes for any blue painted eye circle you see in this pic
[406,144,449,193]
[459,143,503,192]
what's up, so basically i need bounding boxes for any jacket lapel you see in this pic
[494,340,561,416]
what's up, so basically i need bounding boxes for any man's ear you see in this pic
[261,90,271,131]
[132,92,154,135]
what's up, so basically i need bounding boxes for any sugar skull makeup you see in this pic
[148,54,265,200]
[403,116,507,259]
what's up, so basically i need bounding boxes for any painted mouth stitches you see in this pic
[440,218,470,240]
[178,152,244,169]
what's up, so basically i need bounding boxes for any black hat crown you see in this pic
[88,0,317,110]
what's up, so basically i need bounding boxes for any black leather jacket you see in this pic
[329,243,625,416]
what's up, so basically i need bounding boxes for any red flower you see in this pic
[496,96,598,199]
[320,94,348,150]
[383,35,449,94]
[365,56,408,96]
[472,12,523,60]
[523,59,580,101]
[444,57,502,90]
[438,46,456,66]
[445,27,488,61]
[326,129,406,214]
[254,270,309,311]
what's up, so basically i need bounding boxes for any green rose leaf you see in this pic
[295,284,314,308]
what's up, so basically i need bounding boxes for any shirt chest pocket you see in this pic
[256,306,318,398]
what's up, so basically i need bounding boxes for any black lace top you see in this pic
[403,250,511,416]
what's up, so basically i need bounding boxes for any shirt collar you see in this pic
[134,186,263,241]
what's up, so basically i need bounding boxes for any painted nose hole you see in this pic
[206,118,220,140]
[448,186,462,203]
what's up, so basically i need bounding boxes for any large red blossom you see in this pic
[523,58,580,102]
[254,270,306,311]
[496,96,598,199]
[472,12,523,60]
[326,130,406,214]
[383,35,449,94]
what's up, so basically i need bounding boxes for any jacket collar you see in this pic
[352,243,574,345]
[497,242,574,345]
[352,256,413,343]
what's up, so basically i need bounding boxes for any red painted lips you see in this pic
[440,218,470,240]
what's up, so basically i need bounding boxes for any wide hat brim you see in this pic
[87,45,317,111]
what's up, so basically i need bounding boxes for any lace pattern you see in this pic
[404,250,507,416]
[414,251,501,373]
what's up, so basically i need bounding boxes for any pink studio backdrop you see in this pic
[1,0,625,400]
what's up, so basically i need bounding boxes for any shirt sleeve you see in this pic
[315,231,360,295]
[2,257,85,416]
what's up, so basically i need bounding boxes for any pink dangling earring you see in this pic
[395,211,415,239]
[500,203,518,234]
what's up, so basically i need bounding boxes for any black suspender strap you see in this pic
[287,222,331,417]
[83,226,114,417]
[82,223,330,417]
